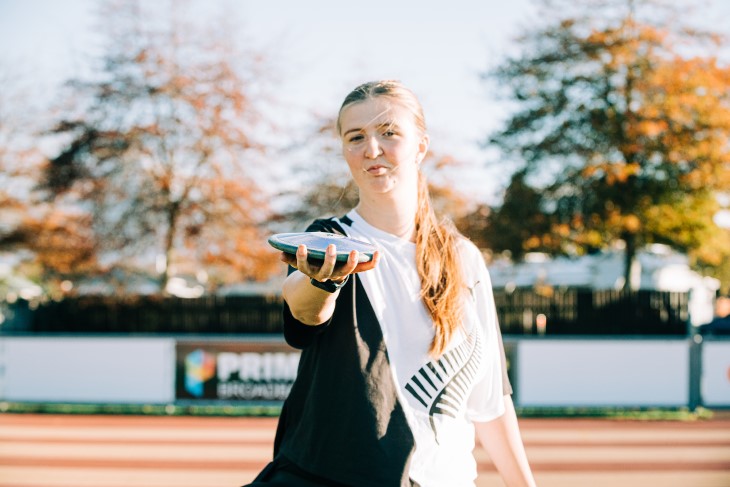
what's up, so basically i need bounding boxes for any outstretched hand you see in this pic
[280,244,380,283]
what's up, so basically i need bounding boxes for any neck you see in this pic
[355,188,419,241]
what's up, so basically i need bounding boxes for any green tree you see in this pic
[483,0,730,288]
[45,0,279,294]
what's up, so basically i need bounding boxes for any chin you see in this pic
[366,179,398,194]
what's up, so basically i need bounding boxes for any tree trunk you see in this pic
[622,232,638,291]
[160,202,180,295]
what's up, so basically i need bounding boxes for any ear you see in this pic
[416,134,430,164]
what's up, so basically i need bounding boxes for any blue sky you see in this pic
[1,0,728,202]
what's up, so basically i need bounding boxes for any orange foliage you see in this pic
[43,2,280,293]
[24,208,97,276]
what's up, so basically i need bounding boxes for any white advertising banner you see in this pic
[0,337,175,403]
[517,339,689,407]
[701,340,730,407]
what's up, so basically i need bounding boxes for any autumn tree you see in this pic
[0,66,96,298]
[481,0,730,288]
[45,0,279,294]
[463,171,552,261]
[276,117,360,230]
[0,69,36,251]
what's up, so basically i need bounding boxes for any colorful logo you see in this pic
[184,349,216,397]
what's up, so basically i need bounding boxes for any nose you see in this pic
[364,136,382,159]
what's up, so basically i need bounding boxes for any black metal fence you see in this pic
[4,295,284,335]
[1,288,690,336]
[493,288,690,335]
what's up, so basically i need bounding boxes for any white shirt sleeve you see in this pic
[463,243,506,423]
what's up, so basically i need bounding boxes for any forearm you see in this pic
[282,271,340,325]
[475,395,536,487]
[280,243,378,325]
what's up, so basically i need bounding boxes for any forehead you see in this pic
[339,97,415,132]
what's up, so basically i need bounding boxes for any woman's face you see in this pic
[339,97,429,198]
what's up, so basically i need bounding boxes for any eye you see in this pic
[348,134,364,143]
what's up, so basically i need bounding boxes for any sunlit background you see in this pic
[1,1,729,486]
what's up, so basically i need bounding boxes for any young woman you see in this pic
[244,80,536,487]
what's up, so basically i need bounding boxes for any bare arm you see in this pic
[474,395,536,487]
[281,243,379,325]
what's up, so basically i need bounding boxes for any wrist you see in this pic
[310,275,349,293]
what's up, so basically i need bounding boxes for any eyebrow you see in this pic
[343,121,399,138]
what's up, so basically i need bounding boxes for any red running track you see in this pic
[0,413,728,487]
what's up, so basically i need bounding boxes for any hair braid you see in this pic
[415,172,465,357]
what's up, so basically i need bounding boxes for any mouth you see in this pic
[365,164,389,176]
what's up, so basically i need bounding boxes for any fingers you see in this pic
[281,246,380,280]
[295,244,312,276]
[280,251,296,267]
[290,244,339,282]
[336,250,360,277]
[354,250,380,273]
[313,244,338,281]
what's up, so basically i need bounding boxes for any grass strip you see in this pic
[0,401,716,420]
